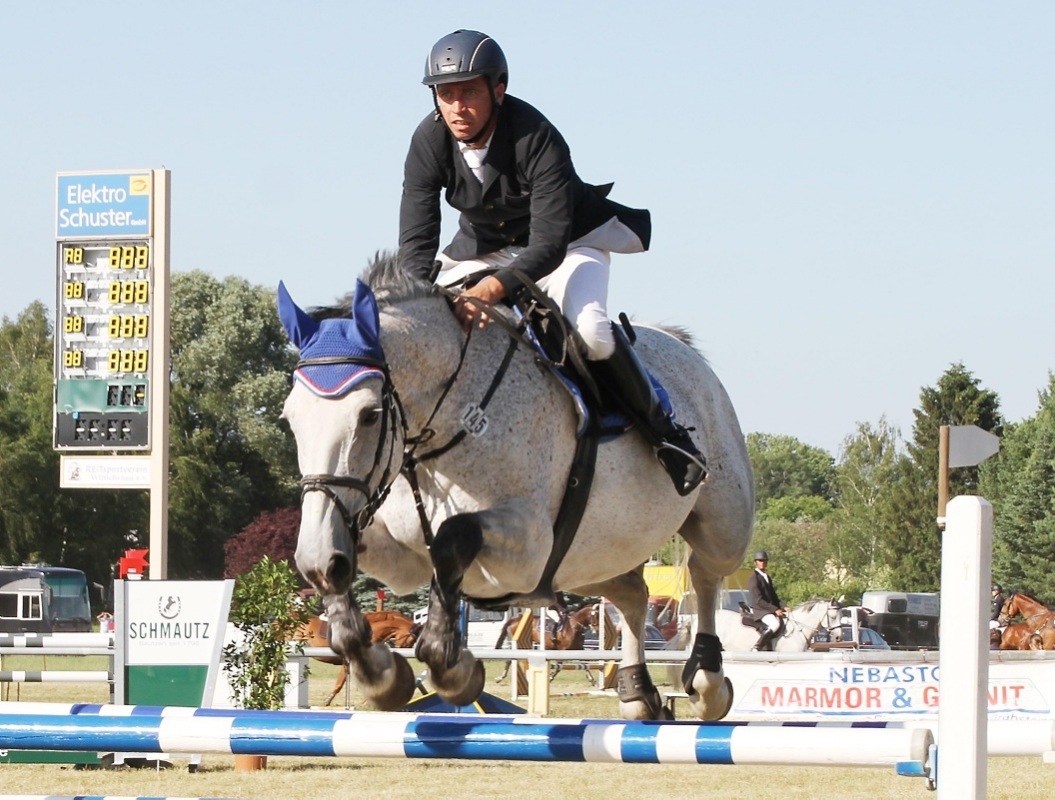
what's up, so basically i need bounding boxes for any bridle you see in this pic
[296,354,404,553]
[997,593,1016,627]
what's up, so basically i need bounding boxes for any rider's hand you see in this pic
[453,276,505,331]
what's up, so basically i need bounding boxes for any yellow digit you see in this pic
[120,315,134,338]
[134,281,149,304]
[109,248,121,269]
[120,350,133,373]
[109,351,120,372]
[134,246,148,269]
[120,282,134,304]
[121,246,135,269]
[133,350,149,373]
[108,282,120,303]
[108,316,120,337]
[133,315,149,338]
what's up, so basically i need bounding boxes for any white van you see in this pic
[412,604,511,649]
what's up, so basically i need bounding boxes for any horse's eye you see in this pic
[360,407,382,427]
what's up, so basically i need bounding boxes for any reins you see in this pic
[400,314,521,548]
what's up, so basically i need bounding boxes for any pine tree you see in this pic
[885,364,1002,590]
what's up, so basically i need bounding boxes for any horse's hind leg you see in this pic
[325,664,348,707]
[578,570,669,721]
[680,507,750,721]
[414,513,486,706]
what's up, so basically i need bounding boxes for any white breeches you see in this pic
[436,246,615,360]
[759,613,781,634]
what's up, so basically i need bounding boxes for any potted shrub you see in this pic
[222,556,312,771]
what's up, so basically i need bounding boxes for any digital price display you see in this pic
[54,241,152,449]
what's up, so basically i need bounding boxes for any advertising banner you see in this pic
[720,654,1055,721]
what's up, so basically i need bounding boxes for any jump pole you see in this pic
[0,710,931,771]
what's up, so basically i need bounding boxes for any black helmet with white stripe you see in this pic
[423,30,508,89]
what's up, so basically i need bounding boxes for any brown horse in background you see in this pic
[299,611,421,705]
[997,593,1055,650]
[504,604,598,651]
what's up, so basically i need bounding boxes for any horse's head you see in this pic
[279,278,404,595]
[998,592,1019,625]
[783,598,840,649]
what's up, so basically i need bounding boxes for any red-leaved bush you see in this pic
[224,507,301,579]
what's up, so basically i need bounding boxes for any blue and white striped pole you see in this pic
[0,710,930,770]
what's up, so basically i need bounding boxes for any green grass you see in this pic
[0,655,1051,799]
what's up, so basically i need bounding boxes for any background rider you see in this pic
[748,550,789,651]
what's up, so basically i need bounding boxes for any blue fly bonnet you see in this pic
[277,279,386,398]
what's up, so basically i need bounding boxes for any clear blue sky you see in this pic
[3,3,1052,457]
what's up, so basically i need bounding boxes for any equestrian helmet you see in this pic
[992,583,1002,592]
[753,550,769,562]
[423,30,508,88]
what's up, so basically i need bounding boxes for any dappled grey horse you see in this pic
[279,254,754,720]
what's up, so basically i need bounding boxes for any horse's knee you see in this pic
[431,514,484,582]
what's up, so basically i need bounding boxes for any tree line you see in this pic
[1,271,1052,610]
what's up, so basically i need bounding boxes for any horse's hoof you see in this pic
[364,651,416,711]
[715,676,734,719]
[686,675,734,721]
[434,653,486,707]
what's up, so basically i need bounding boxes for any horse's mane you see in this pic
[308,251,433,320]
[308,250,702,358]
[795,598,833,614]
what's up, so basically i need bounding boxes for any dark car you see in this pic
[583,616,668,650]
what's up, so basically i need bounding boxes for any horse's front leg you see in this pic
[322,591,416,710]
[414,512,486,706]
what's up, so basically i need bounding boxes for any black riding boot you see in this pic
[752,628,777,652]
[592,323,707,496]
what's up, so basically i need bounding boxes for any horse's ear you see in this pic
[351,279,381,348]
[277,281,319,349]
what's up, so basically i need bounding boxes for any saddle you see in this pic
[737,601,767,632]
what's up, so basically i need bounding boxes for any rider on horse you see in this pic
[397,29,706,496]
[747,550,788,651]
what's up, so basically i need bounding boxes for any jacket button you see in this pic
[496,220,505,228]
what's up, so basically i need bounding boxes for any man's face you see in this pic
[434,76,505,143]
[755,559,767,571]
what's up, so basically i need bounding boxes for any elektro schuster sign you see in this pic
[54,171,155,450]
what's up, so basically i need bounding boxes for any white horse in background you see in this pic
[278,254,754,721]
[715,598,842,652]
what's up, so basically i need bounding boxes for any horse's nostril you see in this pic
[328,553,353,590]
